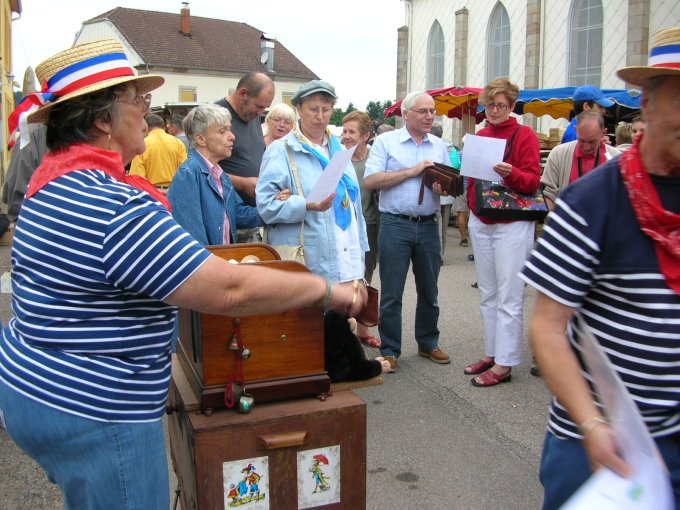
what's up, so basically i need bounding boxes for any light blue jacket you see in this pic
[256,133,368,282]
[168,148,264,246]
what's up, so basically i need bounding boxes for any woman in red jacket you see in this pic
[464,79,541,387]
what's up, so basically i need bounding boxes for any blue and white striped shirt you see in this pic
[521,158,680,439]
[0,170,210,422]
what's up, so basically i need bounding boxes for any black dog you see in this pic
[324,310,382,383]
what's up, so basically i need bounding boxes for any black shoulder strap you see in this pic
[503,127,521,162]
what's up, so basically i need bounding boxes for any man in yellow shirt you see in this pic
[130,114,187,193]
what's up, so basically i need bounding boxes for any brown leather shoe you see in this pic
[418,347,451,364]
[384,356,398,373]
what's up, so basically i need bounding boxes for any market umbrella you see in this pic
[512,87,641,121]
[384,86,483,120]
[513,87,577,119]
[604,88,642,121]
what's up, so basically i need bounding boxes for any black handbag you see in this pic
[474,127,548,221]
[475,181,548,221]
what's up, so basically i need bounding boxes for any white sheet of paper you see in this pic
[459,134,505,181]
[560,315,674,510]
[305,145,357,203]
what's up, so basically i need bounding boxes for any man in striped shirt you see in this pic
[521,27,680,509]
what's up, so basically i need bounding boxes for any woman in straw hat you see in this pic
[0,41,365,509]
[522,26,680,509]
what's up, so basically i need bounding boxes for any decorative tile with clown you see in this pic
[297,445,341,509]
[223,456,268,509]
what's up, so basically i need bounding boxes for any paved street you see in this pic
[0,222,551,509]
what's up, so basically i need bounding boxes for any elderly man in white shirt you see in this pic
[364,91,452,373]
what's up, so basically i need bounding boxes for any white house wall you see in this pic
[466,1,528,87]
[406,0,450,91]
[139,72,304,108]
[76,23,144,67]
[650,0,680,39]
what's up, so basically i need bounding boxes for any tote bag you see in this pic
[265,143,306,264]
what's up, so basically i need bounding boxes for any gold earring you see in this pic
[107,133,111,150]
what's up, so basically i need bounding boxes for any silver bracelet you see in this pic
[579,417,608,435]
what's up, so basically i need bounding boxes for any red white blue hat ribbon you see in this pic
[649,43,680,69]
[8,51,135,149]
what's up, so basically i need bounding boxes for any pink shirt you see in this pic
[200,152,231,244]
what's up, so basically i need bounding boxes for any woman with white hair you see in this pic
[168,103,264,245]
[263,102,296,147]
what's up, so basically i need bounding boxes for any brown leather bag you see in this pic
[418,162,464,204]
[355,284,379,327]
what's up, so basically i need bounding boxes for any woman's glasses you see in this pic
[117,95,151,112]
[269,117,293,126]
[485,103,510,112]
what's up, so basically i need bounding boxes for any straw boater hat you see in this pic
[25,40,164,124]
[617,27,680,86]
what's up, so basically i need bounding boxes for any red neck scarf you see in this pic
[620,138,680,294]
[26,143,171,210]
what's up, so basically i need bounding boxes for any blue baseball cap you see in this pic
[572,85,614,107]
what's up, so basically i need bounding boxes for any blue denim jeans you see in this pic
[540,431,680,509]
[0,377,169,510]
[377,213,441,358]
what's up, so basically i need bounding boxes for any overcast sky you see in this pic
[11,0,406,110]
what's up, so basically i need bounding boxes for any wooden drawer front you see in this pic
[200,307,325,386]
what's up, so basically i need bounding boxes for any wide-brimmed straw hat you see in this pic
[25,40,164,124]
[617,27,680,86]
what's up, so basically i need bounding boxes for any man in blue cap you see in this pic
[560,85,614,143]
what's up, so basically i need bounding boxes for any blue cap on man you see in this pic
[572,85,614,107]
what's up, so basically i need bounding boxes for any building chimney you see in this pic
[260,34,275,73]
[180,2,191,36]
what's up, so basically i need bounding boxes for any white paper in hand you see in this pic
[305,145,357,203]
[459,134,505,181]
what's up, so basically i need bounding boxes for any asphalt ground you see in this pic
[0,219,551,509]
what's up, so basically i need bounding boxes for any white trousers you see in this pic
[468,213,534,366]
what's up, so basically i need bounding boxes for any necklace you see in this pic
[352,146,368,162]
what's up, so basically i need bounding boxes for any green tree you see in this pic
[330,100,396,127]
[364,100,396,127]
[331,102,357,126]
[365,101,383,120]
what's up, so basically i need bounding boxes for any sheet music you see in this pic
[305,145,357,203]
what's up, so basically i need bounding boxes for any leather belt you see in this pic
[391,213,437,223]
